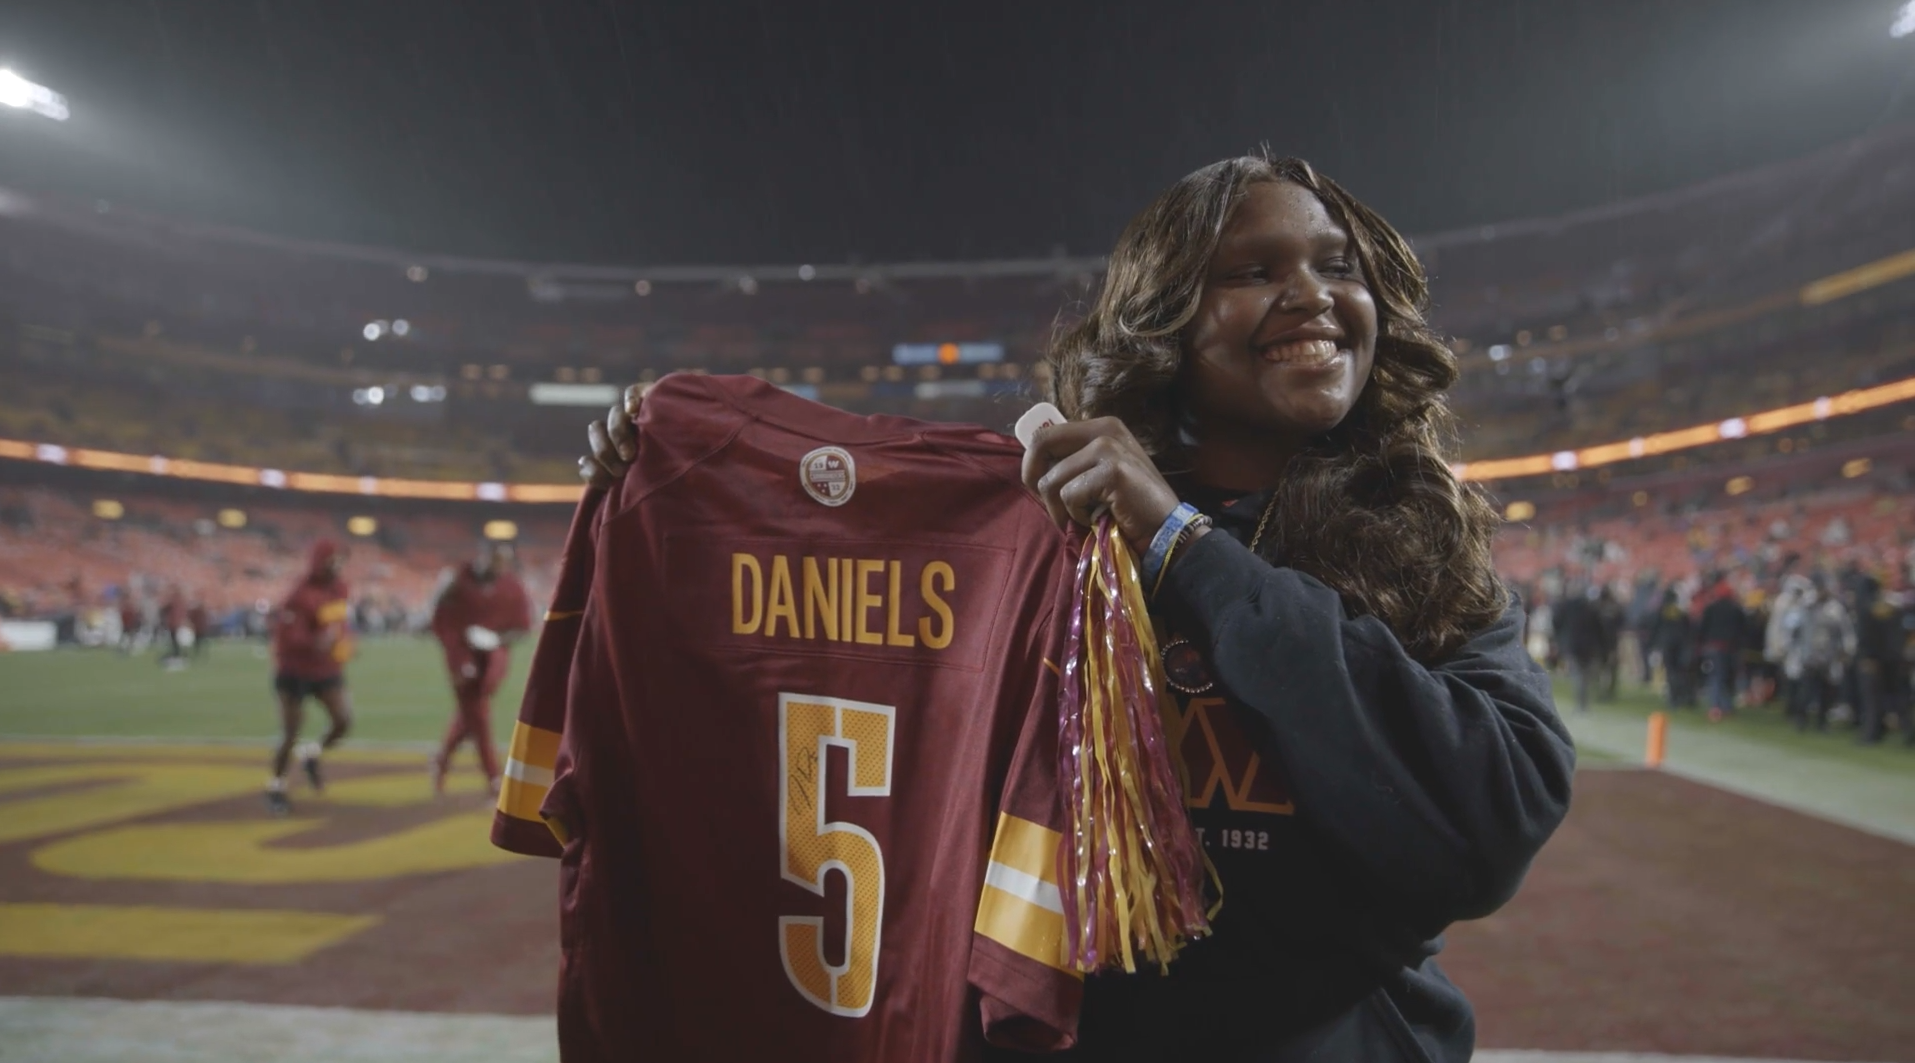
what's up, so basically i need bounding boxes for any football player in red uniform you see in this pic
[430,540,533,795]
[267,539,354,815]
[158,586,189,669]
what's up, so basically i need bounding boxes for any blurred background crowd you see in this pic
[4,119,1914,745]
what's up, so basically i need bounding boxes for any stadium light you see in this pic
[0,69,69,121]
[483,520,519,542]
[1894,1,1915,38]
[217,508,247,529]
[347,516,377,537]
[363,321,387,341]
[390,319,411,337]
[92,499,124,520]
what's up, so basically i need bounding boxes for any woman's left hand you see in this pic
[1022,417,1182,548]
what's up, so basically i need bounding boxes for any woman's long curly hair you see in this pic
[1047,153,1505,662]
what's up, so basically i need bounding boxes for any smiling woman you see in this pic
[1016,153,1572,1063]
[1047,154,1505,662]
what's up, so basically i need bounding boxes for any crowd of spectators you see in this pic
[0,485,564,656]
[1509,483,1915,746]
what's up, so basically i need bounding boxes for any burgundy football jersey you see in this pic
[492,374,1084,1061]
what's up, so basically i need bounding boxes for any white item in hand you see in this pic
[1014,402,1066,449]
[465,625,501,652]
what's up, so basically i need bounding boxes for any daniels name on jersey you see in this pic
[492,374,1085,1062]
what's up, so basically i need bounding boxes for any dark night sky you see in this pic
[2,0,1912,266]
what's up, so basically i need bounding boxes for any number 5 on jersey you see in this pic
[778,693,896,1017]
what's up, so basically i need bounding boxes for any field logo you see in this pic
[800,446,856,507]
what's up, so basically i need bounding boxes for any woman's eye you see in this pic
[1320,258,1358,278]
[1226,265,1267,283]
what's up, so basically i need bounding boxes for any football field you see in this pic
[0,636,527,746]
[0,640,1909,1061]
[0,638,555,1061]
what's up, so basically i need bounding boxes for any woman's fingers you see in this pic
[587,419,625,473]
[1056,461,1118,528]
[1021,417,1180,544]
[607,401,637,461]
[1034,447,1112,529]
[581,382,648,487]
[622,382,649,419]
[578,455,614,487]
[1022,419,1108,494]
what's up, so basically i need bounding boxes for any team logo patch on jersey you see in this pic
[800,446,857,507]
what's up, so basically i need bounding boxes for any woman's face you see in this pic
[1181,180,1378,448]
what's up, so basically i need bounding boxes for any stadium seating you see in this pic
[3,122,1913,629]
[0,484,566,623]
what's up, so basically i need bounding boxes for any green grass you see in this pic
[0,637,528,745]
[7,640,1899,781]
[1555,678,1915,778]
[1568,743,1625,765]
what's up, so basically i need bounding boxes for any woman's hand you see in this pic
[1021,417,1183,548]
[579,383,649,486]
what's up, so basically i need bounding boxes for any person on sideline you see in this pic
[429,539,533,795]
[266,540,354,815]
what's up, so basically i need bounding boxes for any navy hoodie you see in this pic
[997,487,1575,1063]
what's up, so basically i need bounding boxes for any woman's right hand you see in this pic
[579,383,648,486]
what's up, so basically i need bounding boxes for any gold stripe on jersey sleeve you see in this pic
[497,773,547,824]
[987,811,1061,883]
[507,720,562,771]
[543,609,584,621]
[496,722,563,825]
[974,813,1076,974]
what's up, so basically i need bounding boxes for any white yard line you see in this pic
[0,998,557,1063]
[0,999,1896,1063]
[1565,711,1915,847]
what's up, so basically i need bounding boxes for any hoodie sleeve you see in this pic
[1155,531,1576,930]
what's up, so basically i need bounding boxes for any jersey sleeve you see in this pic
[492,485,611,858]
[275,590,319,652]
[969,601,1085,1053]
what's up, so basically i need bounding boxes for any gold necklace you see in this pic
[1248,491,1279,554]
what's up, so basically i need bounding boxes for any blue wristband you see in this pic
[1142,502,1201,589]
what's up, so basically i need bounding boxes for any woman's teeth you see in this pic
[1262,338,1342,364]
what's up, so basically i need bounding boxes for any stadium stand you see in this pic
[0,479,564,636]
[4,121,1914,719]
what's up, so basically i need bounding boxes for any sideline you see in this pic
[0,999,1891,1063]
[1480,1055,1896,1063]
[0,998,556,1063]
[1564,710,1915,847]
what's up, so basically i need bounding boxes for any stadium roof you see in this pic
[5,119,1912,292]
[1,0,1912,266]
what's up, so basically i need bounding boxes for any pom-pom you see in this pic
[1056,518,1217,974]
